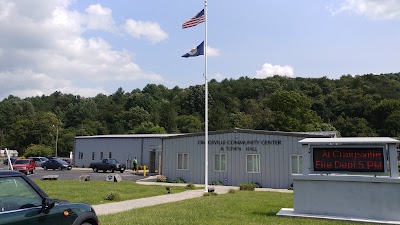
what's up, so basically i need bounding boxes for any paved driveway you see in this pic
[0,164,144,181]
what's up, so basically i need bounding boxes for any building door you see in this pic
[149,150,156,173]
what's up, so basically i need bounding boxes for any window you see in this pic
[109,152,112,159]
[246,154,260,173]
[291,155,303,174]
[92,152,95,160]
[0,177,42,211]
[100,152,103,160]
[79,152,83,159]
[177,153,189,170]
[214,154,226,172]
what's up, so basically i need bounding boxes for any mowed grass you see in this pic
[99,191,362,225]
[34,180,188,205]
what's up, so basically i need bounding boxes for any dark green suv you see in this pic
[0,170,98,225]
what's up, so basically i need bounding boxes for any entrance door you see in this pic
[149,150,156,173]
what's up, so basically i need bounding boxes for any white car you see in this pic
[29,157,48,167]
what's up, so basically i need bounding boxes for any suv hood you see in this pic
[13,164,30,168]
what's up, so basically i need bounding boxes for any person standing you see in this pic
[133,157,138,171]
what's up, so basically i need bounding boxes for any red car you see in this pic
[12,158,36,175]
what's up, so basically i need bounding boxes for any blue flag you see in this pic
[182,42,204,58]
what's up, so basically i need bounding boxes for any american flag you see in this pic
[182,9,205,29]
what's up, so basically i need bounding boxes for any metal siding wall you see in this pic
[193,136,204,184]
[73,137,162,169]
[161,132,311,188]
[142,138,162,167]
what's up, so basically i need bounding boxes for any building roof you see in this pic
[74,129,337,140]
[75,134,182,139]
[161,128,337,140]
[299,137,400,145]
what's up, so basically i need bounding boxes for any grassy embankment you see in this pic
[99,190,361,225]
[35,180,188,205]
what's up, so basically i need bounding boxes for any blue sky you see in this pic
[0,0,399,100]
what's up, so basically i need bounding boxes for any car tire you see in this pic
[93,167,98,173]
[110,167,115,173]
[58,166,62,170]
[43,166,47,170]
[120,170,124,173]
[81,222,93,225]
[31,170,34,174]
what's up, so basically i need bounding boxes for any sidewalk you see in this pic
[93,175,292,216]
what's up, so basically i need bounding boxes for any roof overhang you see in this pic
[299,137,400,145]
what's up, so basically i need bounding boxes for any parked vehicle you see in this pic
[3,157,17,165]
[12,159,36,175]
[61,158,73,166]
[0,170,99,225]
[89,159,126,173]
[29,156,48,167]
[41,158,72,170]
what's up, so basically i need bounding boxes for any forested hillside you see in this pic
[1,73,400,156]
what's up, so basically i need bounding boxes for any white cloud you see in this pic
[207,46,220,57]
[123,19,168,44]
[0,0,164,99]
[210,73,224,81]
[0,70,108,99]
[255,63,294,78]
[330,0,400,20]
[84,4,116,31]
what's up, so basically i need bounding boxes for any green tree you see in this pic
[24,144,53,157]
[159,103,178,133]
[176,115,203,133]
[8,112,60,154]
[122,106,151,131]
[334,116,377,137]
[131,122,166,134]
[267,90,323,131]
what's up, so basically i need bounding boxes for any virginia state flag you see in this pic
[182,42,204,58]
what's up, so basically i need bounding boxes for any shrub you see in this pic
[186,183,195,190]
[104,191,121,201]
[172,177,186,183]
[228,189,236,194]
[250,182,262,188]
[156,175,168,182]
[203,192,218,196]
[24,144,53,158]
[239,183,255,191]
[211,180,223,186]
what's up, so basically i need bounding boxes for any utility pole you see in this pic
[53,125,59,157]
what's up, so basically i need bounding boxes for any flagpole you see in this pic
[204,0,209,193]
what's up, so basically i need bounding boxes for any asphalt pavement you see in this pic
[0,164,144,181]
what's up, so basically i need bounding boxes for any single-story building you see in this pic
[73,134,180,171]
[161,128,336,188]
[0,149,19,157]
[73,128,336,188]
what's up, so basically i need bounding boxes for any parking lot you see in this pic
[0,164,144,182]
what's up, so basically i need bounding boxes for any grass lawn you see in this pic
[35,180,188,205]
[99,191,364,225]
